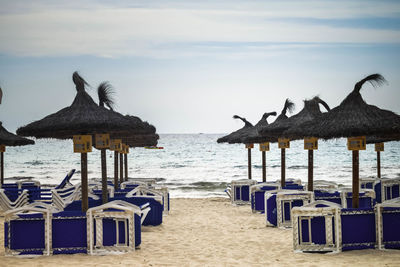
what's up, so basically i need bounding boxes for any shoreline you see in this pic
[1,197,399,266]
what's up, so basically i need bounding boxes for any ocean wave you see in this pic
[24,160,44,166]
[5,176,35,181]
[176,181,228,191]
[233,165,247,169]
[160,164,187,168]
[288,165,307,170]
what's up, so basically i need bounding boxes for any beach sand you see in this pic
[1,197,399,266]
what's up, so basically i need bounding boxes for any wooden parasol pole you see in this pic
[124,153,128,181]
[81,152,88,212]
[73,135,92,212]
[248,148,252,179]
[114,151,118,190]
[245,144,253,180]
[262,151,266,182]
[120,152,123,184]
[377,151,381,179]
[308,149,313,191]
[352,150,359,208]
[281,148,285,188]
[1,151,4,186]
[100,149,107,203]
[348,136,365,208]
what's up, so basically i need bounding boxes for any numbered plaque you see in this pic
[110,139,122,152]
[73,135,92,153]
[278,138,290,149]
[124,144,130,154]
[259,142,270,152]
[95,134,110,149]
[245,143,254,149]
[347,136,366,151]
[304,137,318,150]
[375,142,384,152]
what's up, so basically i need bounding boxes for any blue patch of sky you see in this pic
[271,17,400,30]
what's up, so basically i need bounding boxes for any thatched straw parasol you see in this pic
[217,115,253,144]
[277,96,331,191]
[118,115,159,185]
[217,115,254,179]
[243,99,295,188]
[17,72,144,211]
[286,74,400,208]
[238,112,277,182]
[366,136,400,179]
[0,122,34,185]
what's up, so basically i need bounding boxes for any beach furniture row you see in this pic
[226,178,400,212]
[292,198,400,252]
[265,189,375,228]
[4,200,146,256]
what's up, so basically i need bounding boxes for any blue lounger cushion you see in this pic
[9,218,45,251]
[341,208,376,251]
[382,207,400,249]
[266,195,277,226]
[52,211,87,254]
[299,216,328,245]
[110,197,163,226]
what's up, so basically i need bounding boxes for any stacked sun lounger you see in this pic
[225,179,258,205]
[4,200,148,256]
[292,197,400,253]
[1,170,76,206]
[265,190,314,228]
[374,178,400,203]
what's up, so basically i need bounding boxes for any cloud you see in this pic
[0,1,399,58]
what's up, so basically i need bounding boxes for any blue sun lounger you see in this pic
[0,189,30,211]
[225,179,258,205]
[1,170,76,204]
[292,200,379,253]
[265,190,314,228]
[250,183,280,213]
[374,178,400,203]
[4,200,147,256]
[376,198,400,249]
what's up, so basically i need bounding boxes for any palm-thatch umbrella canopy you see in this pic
[217,115,254,180]
[217,115,254,144]
[286,74,400,208]
[96,82,160,196]
[242,99,295,187]
[0,122,35,147]
[236,112,277,182]
[17,72,146,211]
[366,136,400,180]
[274,96,331,191]
[0,122,35,185]
[117,115,159,186]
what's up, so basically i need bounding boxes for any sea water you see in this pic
[3,134,400,198]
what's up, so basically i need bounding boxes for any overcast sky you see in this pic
[0,0,399,133]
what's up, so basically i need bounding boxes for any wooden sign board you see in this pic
[347,136,366,151]
[304,137,318,150]
[122,144,129,154]
[0,145,5,152]
[110,139,122,152]
[245,144,254,149]
[259,142,270,152]
[278,138,290,149]
[375,142,384,152]
[73,135,92,153]
[95,134,110,149]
